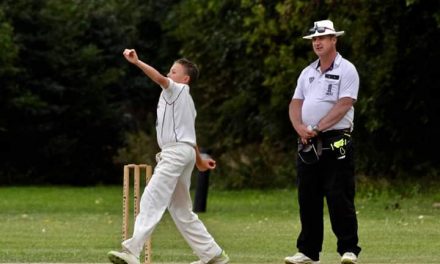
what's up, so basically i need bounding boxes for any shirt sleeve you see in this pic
[292,68,308,100]
[161,78,187,103]
[339,62,359,100]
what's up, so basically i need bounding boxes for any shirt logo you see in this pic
[325,74,339,80]
[309,77,315,83]
[326,84,333,95]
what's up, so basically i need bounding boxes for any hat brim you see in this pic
[303,30,345,39]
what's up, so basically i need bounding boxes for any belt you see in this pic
[318,129,351,151]
[297,129,352,156]
[161,141,195,150]
[320,128,351,138]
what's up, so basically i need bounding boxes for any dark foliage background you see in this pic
[0,0,438,187]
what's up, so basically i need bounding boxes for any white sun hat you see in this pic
[303,20,345,39]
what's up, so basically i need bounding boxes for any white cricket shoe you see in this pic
[284,252,320,264]
[341,252,358,264]
[190,250,229,264]
[107,250,140,264]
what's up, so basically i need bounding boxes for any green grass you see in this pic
[1,184,440,263]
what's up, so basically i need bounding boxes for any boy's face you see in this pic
[167,63,190,84]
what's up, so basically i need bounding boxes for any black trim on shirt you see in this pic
[160,85,186,143]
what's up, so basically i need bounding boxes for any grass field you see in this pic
[1,181,440,264]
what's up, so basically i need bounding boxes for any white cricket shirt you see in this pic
[292,53,359,131]
[157,78,197,149]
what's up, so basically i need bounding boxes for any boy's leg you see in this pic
[167,146,222,263]
[122,144,190,257]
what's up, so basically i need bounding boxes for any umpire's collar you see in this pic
[312,53,342,73]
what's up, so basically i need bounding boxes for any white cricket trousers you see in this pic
[122,142,222,263]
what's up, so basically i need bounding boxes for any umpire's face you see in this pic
[311,35,337,57]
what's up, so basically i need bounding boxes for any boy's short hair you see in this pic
[175,58,199,85]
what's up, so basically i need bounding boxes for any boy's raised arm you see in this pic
[123,49,169,88]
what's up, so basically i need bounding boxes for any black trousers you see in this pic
[296,138,361,261]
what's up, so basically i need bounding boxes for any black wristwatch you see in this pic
[312,125,320,133]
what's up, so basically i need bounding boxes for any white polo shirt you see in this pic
[292,53,359,131]
[157,78,197,149]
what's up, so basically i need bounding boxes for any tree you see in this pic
[0,1,127,184]
[167,0,440,187]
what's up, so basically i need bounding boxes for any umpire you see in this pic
[285,20,361,264]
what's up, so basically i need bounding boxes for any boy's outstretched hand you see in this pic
[123,49,139,64]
